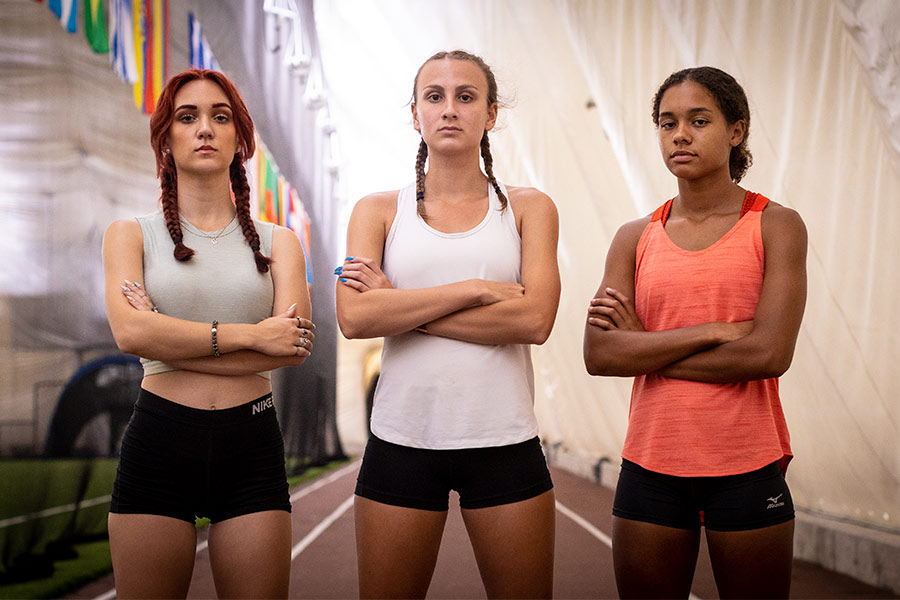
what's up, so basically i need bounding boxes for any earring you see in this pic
[162,148,170,155]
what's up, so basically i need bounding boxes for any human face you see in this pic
[657,80,745,181]
[411,58,498,155]
[164,79,238,176]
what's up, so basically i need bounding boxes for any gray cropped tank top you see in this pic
[136,211,275,379]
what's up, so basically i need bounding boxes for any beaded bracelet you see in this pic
[211,320,221,357]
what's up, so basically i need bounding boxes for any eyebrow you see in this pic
[174,102,233,111]
[659,107,713,118]
[422,84,480,93]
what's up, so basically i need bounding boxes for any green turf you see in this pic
[0,458,350,599]
[0,539,112,600]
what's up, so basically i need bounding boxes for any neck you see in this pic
[173,169,236,227]
[424,149,488,200]
[674,169,743,215]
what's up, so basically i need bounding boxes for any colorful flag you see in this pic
[109,0,138,83]
[49,0,77,33]
[84,0,109,53]
[131,0,144,109]
[188,12,219,71]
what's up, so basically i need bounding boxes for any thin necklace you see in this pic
[181,214,239,244]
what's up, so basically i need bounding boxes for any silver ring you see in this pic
[300,328,308,337]
[300,337,308,347]
[295,345,301,355]
[296,317,302,328]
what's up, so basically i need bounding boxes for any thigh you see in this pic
[612,516,700,600]
[207,510,292,599]
[355,496,448,600]
[108,512,197,599]
[461,489,555,599]
[705,520,794,599]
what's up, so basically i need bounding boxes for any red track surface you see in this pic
[70,462,898,599]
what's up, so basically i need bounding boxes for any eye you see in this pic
[177,113,196,123]
[659,121,675,130]
[693,118,709,126]
[458,93,474,102]
[214,113,231,123]
[426,92,442,102]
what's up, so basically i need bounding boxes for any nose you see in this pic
[441,98,458,120]
[673,122,690,144]
[197,114,214,139]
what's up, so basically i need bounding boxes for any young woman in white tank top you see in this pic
[336,51,561,599]
[102,69,314,598]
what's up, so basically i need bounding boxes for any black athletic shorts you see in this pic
[110,389,291,523]
[612,458,794,531]
[355,434,554,511]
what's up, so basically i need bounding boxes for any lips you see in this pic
[196,145,216,152]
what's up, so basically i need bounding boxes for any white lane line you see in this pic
[92,461,360,600]
[290,495,354,560]
[555,500,612,547]
[92,588,116,600]
[289,459,361,502]
[555,501,701,600]
[1,495,111,529]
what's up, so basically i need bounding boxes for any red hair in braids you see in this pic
[149,69,271,273]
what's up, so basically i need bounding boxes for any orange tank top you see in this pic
[623,191,792,477]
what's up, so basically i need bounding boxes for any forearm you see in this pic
[166,350,308,376]
[659,333,793,382]
[425,295,556,345]
[114,312,260,361]
[337,280,481,339]
[583,322,731,377]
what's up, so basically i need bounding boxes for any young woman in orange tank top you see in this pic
[583,67,808,598]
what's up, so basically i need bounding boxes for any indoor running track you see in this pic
[69,461,898,599]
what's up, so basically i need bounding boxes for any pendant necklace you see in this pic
[181,214,239,244]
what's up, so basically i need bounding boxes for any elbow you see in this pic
[527,321,554,345]
[112,323,142,356]
[761,351,793,379]
[336,309,370,340]
[525,313,556,346]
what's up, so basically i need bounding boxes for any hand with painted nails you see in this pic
[253,303,314,357]
[336,256,393,292]
[587,287,643,331]
[122,280,159,313]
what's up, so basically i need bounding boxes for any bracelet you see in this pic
[414,325,429,334]
[211,320,221,357]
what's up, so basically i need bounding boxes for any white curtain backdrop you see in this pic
[317,0,900,535]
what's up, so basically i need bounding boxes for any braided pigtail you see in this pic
[231,157,272,274]
[480,132,507,211]
[159,157,195,261]
[415,138,428,220]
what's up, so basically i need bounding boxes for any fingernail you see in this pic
[345,256,354,261]
[334,266,343,274]
[288,303,296,311]
[339,278,347,282]
[120,285,128,291]
[133,282,141,288]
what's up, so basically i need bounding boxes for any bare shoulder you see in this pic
[103,217,142,246]
[614,214,653,248]
[506,185,557,219]
[271,224,304,251]
[354,190,401,216]
[761,200,807,240]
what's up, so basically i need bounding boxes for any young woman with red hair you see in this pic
[102,69,314,598]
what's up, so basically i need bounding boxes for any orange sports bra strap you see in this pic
[652,199,673,224]
[741,191,770,216]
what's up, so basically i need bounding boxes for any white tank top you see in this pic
[370,181,538,449]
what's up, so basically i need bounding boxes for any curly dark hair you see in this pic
[651,66,752,183]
